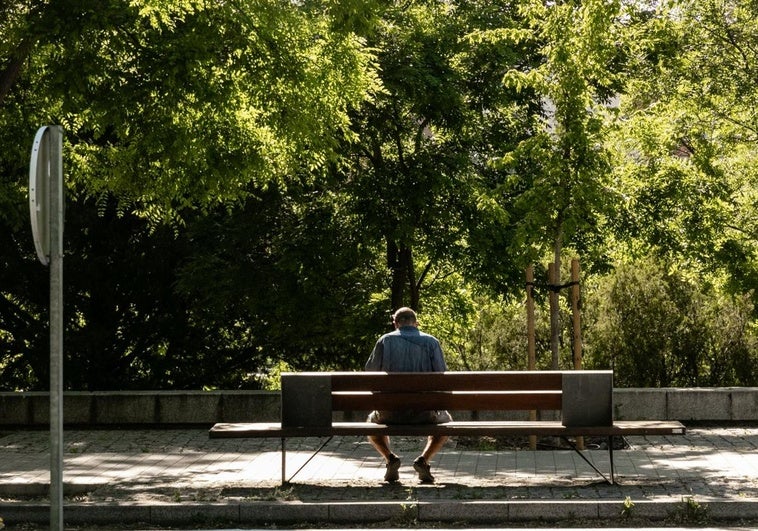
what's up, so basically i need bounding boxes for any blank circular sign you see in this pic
[29,126,51,265]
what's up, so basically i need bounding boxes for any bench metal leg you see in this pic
[281,436,335,485]
[609,435,615,484]
[560,436,613,485]
[281,438,286,485]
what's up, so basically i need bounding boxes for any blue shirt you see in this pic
[365,326,447,372]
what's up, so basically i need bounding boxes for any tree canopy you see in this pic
[2,0,379,215]
[1,0,756,390]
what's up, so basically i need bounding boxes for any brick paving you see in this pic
[0,426,757,526]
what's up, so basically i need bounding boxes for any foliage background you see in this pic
[1,0,756,391]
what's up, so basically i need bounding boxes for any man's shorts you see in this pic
[367,409,452,425]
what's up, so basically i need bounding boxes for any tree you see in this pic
[341,0,536,314]
[174,180,387,379]
[0,0,379,389]
[488,0,627,366]
[610,0,758,305]
[1,0,377,215]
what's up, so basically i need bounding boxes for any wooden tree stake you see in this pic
[526,265,537,450]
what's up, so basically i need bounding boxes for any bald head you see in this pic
[392,307,418,327]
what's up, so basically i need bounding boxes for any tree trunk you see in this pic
[0,41,31,106]
[387,239,404,311]
[386,239,419,311]
[548,262,560,370]
[405,245,419,310]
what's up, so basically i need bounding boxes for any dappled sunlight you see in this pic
[0,427,756,504]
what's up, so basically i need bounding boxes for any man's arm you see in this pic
[431,342,447,372]
[365,340,384,371]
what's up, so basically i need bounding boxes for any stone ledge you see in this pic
[1,387,756,426]
[3,499,758,526]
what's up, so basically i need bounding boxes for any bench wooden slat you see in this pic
[331,390,562,411]
[329,371,564,392]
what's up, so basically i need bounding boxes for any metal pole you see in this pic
[49,125,64,531]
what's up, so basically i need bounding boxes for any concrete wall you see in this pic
[0,391,280,426]
[1,388,756,427]
[614,387,758,422]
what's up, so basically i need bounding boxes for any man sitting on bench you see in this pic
[365,307,452,484]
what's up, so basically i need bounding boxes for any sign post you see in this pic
[29,125,64,531]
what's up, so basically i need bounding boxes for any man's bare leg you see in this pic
[368,435,401,482]
[421,435,448,462]
[367,435,394,461]
[414,435,448,483]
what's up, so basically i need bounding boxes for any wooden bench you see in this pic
[209,371,686,484]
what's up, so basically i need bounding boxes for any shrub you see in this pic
[583,257,757,387]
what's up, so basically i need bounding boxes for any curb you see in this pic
[3,499,758,527]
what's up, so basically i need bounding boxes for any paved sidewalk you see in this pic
[1,426,757,527]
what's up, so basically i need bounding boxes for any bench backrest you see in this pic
[280,371,614,428]
[280,371,613,428]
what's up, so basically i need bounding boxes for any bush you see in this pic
[422,279,568,372]
[583,257,758,387]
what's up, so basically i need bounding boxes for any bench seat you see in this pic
[210,419,686,438]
